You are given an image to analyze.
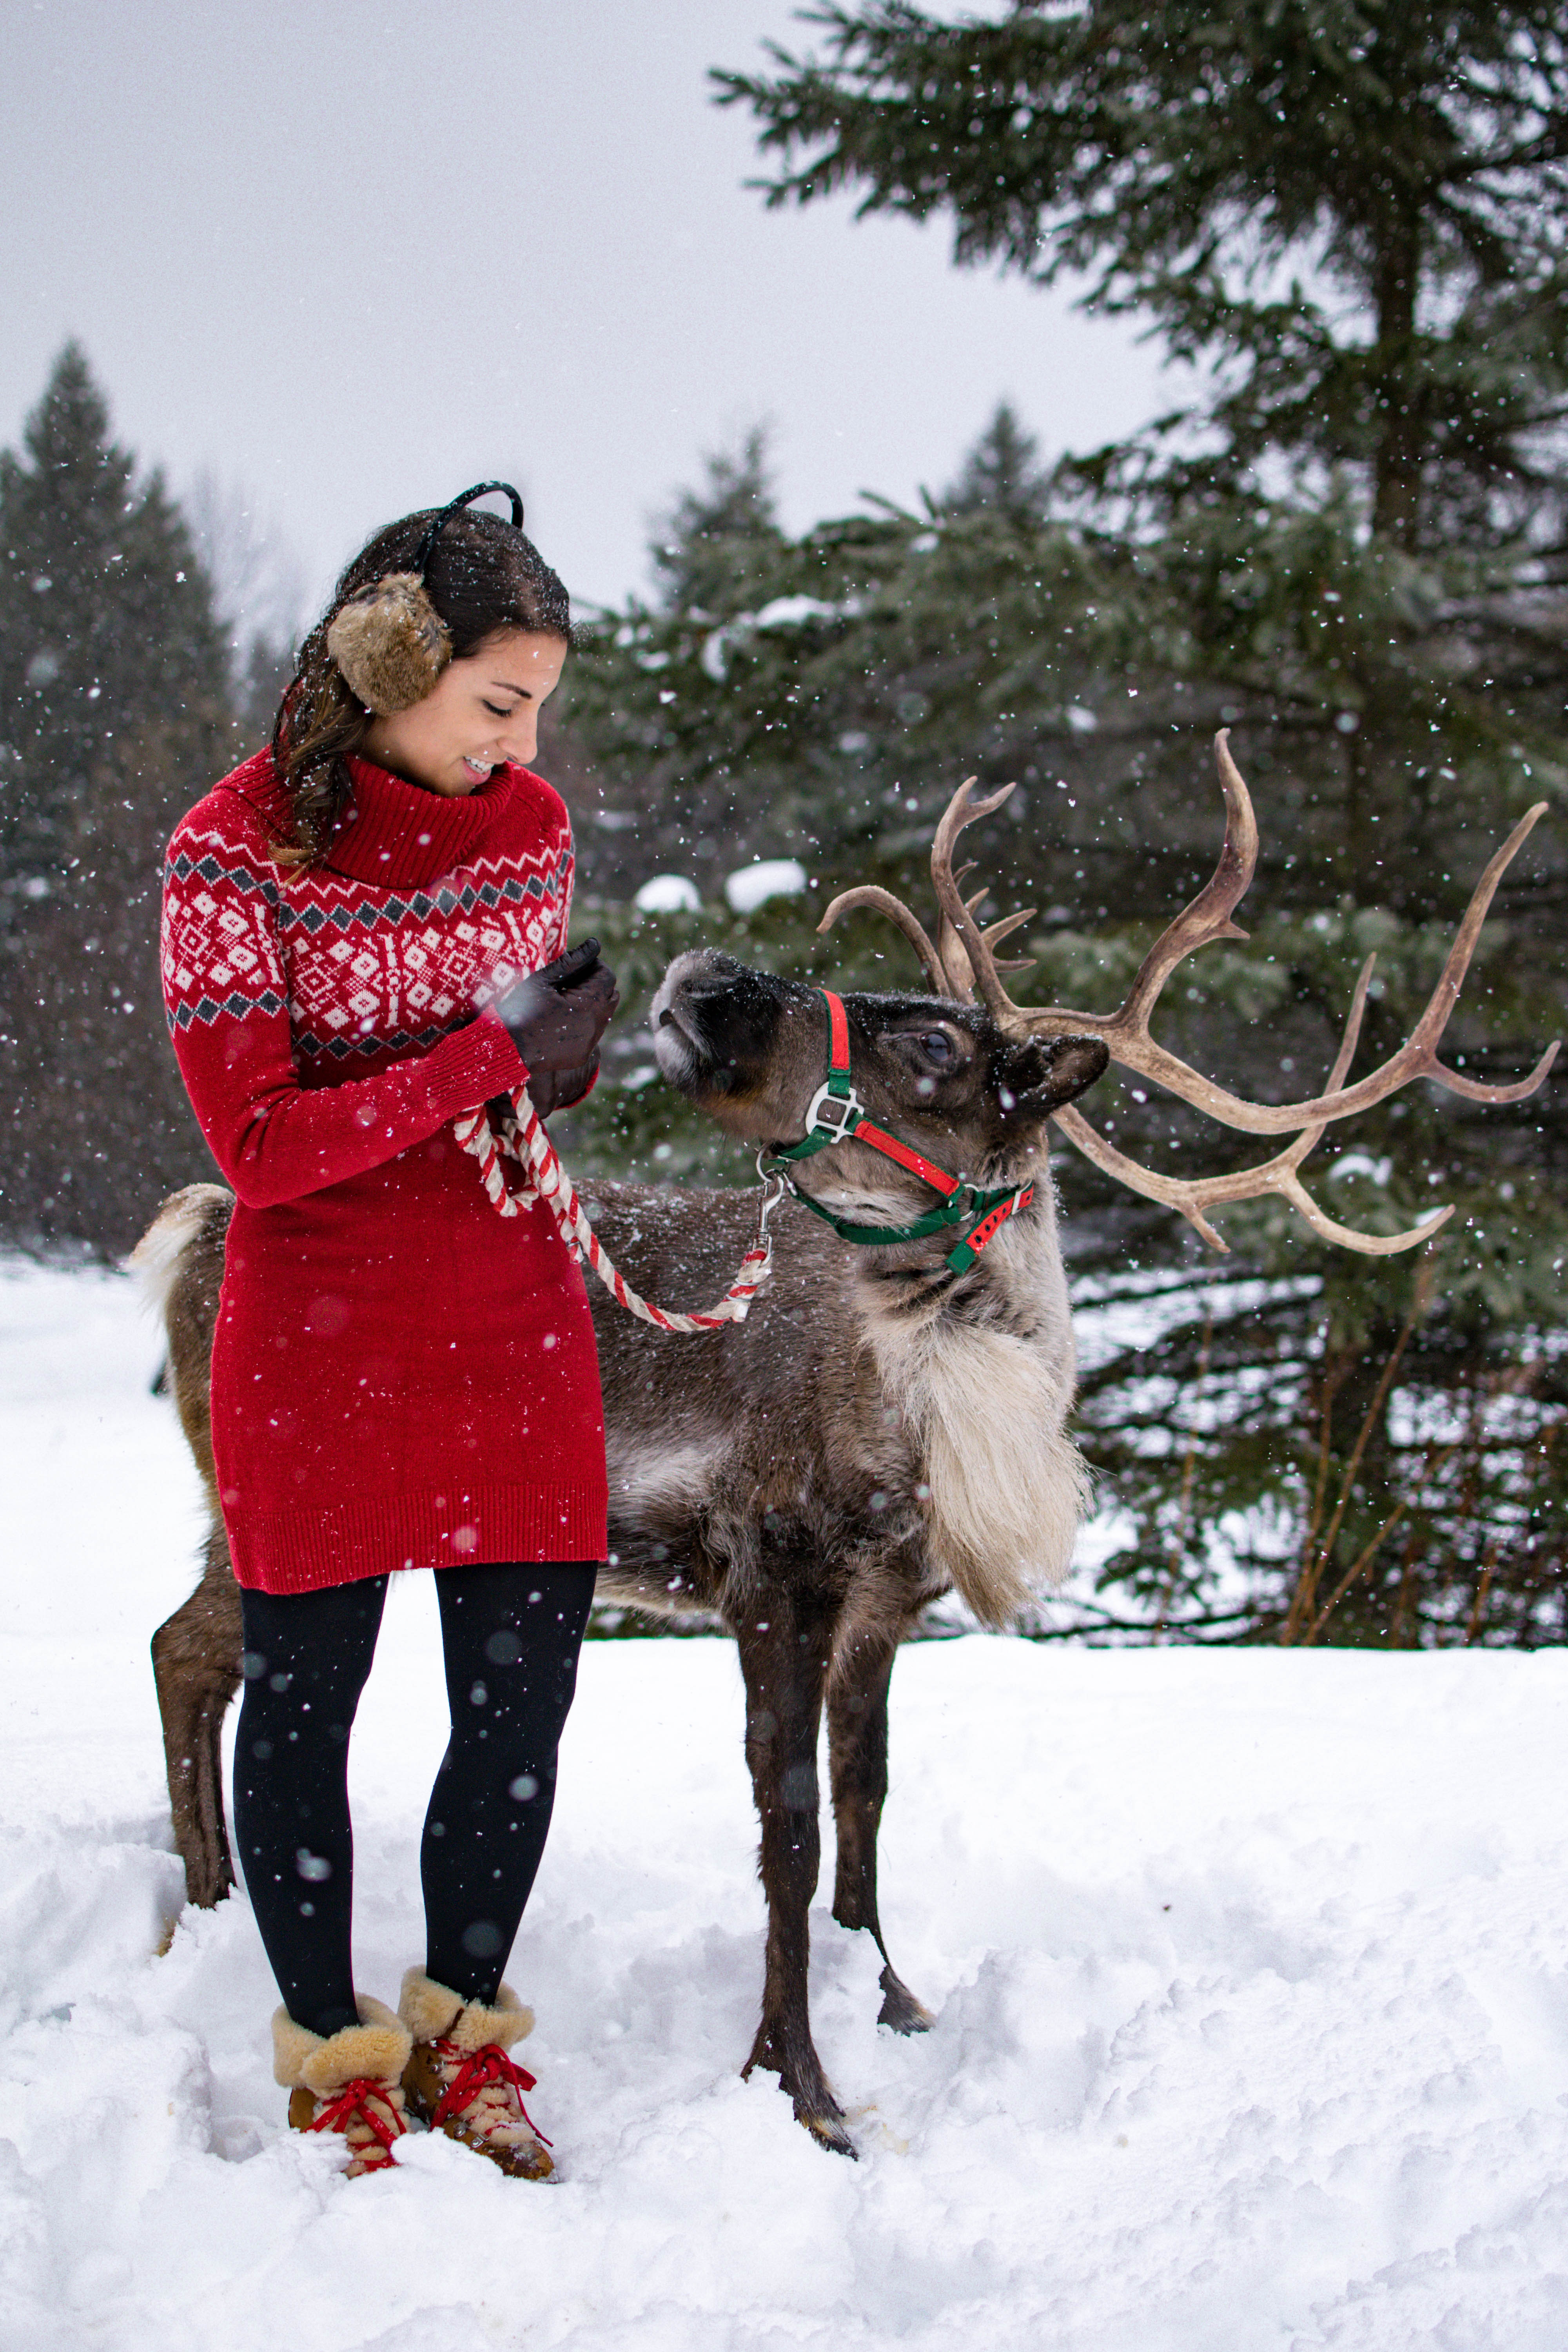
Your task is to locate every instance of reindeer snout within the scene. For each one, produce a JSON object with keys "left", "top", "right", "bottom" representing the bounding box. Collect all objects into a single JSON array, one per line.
[
  {"left": 650, "top": 951, "right": 793, "bottom": 1114},
  {"left": 657, "top": 962, "right": 742, "bottom": 1033}
]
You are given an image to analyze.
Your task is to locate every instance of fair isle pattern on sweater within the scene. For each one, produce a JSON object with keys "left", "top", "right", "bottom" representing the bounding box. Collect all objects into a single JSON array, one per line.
[
  {"left": 157, "top": 748, "right": 572, "bottom": 1215},
  {"left": 160, "top": 849, "right": 283, "bottom": 1030},
  {"left": 163, "top": 809, "right": 572, "bottom": 1063}
]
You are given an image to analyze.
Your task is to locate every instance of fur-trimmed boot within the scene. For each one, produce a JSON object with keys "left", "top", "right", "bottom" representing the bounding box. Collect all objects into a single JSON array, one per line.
[
  {"left": 272, "top": 1998, "right": 412, "bottom": 2178},
  {"left": 399, "top": 1968, "right": 553, "bottom": 2180}
]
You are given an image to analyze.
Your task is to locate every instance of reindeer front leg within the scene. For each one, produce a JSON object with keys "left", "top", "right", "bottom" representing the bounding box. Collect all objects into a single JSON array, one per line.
[
  {"left": 734, "top": 1592, "right": 855, "bottom": 2156},
  {"left": 828, "top": 1636, "right": 935, "bottom": 2035},
  {"left": 151, "top": 1529, "right": 243, "bottom": 1909}
]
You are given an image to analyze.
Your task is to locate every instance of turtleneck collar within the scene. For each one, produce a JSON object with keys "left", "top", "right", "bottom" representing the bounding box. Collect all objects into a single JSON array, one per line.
[{"left": 322, "top": 756, "right": 520, "bottom": 889}]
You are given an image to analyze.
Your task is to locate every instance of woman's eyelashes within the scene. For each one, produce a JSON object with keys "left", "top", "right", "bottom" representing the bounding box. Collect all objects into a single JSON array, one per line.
[{"left": 482, "top": 699, "right": 523, "bottom": 719}]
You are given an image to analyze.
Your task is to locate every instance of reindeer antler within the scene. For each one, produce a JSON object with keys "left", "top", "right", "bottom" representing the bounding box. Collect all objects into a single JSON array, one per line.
[
  {"left": 1049, "top": 956, "right": 1450, "bottom": 1255},
  {"left": 819, "top": 732, "right": 1558, "bottom": 1255},
  {"left": 824, "top": 842, "right": 1038, "bottom": 1000}
]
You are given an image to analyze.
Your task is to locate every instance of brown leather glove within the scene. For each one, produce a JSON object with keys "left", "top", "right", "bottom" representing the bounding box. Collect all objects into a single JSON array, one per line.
[
  {"left": 514, "top": 1055, "right": 599, "bottom": 1121},
  {"left": 493, "top": 941, "right": 619, "bottom": 1074}
]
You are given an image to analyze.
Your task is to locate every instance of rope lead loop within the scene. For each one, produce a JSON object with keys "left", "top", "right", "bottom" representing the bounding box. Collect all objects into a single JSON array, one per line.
[{"left": 454, "top": 1087, "right": 779, "bottom": 1334}]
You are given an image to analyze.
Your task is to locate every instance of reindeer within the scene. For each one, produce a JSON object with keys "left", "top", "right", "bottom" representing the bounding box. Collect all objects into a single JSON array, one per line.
[{"left": 137, "top": 736, "right": 1554, "bottom": 2154}]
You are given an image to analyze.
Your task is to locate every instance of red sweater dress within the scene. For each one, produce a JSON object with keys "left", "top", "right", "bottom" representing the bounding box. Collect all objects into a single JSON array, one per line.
[{"left": 160, "top": 748, "right": 608, "bottom": 1594}]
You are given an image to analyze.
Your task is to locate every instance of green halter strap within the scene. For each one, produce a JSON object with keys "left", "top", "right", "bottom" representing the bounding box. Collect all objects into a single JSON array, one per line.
[{"left": 764, "top": 990, "right": 1036, "bottom": 1277}]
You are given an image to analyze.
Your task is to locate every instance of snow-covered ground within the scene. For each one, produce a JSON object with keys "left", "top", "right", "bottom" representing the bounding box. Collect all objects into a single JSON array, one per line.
[{"left": 3, "top": 1251, "right": 1568, "bottom": 2352}]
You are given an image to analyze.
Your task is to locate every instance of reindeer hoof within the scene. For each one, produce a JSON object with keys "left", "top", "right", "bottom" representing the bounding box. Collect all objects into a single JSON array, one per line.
[
  {"left": 877, "top": 1965, "right": 935, "bottom": 2036},
  {"left": 799, "top": 2103, "right": 858, "bottom": 2158},
  {"left": 745, "top": 2032, "right": 857, "bottom": 2154}
]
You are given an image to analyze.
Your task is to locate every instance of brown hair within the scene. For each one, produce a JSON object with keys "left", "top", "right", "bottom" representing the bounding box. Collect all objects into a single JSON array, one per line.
[{"left": 271, "top": 506, "right": 571, "bottom": 862}]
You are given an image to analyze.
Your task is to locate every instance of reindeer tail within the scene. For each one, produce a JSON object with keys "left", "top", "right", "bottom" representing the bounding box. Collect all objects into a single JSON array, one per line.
[{"left": 129, "top": 1182, "right": 235, "bottom": 1321}]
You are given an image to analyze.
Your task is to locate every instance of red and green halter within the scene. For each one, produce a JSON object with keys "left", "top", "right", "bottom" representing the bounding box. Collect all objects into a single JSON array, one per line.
[{"left": 764, "top": 989, "right": 1036, "bottom": 1277}]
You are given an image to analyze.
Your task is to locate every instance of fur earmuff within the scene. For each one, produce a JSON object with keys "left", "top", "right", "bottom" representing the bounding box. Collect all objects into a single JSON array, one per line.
[{"left": 326, "top": 574, "right": 453, "bottom": 715}]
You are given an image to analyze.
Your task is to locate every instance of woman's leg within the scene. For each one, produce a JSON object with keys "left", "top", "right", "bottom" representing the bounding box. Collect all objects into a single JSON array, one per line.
[
  {"left": 423, "top": 1560, "right": 597, "bottom": 2002},
  {"left": 233, "top": 1576, "right": 388, "bottom": 2037}
]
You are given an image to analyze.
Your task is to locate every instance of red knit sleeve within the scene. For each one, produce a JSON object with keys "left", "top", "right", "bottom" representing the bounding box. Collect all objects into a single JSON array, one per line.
[
  {"left": 554, "top": 819, "right": 576, "bottom": 958},
  {"left": 161, "top": 799, "right": 527, "bottom": 1209}
]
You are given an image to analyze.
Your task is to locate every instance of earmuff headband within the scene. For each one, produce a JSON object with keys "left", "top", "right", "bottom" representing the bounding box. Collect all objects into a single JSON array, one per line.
[
  {"left": 414, "top": 481, "right": 526, "bottom": 579},
  {"left": 326, "top": 481, "right": 528, "bottom": 719}
]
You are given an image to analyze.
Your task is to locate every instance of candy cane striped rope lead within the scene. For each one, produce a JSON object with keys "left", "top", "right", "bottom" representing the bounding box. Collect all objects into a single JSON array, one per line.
[{"left": 452, "top": 1086, "right": 782, "bottom": 1332}]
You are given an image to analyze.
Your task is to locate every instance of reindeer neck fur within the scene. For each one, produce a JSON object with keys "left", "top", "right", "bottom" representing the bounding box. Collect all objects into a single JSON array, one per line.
[{"left": 844, "top": 1142, "right": 1089, "bottom": 1625}]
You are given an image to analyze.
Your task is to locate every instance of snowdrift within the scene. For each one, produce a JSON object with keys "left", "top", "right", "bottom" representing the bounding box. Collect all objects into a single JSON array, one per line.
[{"left": 2, "top": 1254, "right": 1566, "bottom": 2351}]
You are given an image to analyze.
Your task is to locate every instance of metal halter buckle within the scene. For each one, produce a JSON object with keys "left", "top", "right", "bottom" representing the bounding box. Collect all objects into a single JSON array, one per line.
[{"left": 802, "top": 1080, "right": 862, "bottom": 1139}]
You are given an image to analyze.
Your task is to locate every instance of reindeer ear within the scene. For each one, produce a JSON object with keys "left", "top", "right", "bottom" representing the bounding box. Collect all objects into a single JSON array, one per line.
[{"left": 1003, "top": 1033, "right": 1109, "bottom": 1112}]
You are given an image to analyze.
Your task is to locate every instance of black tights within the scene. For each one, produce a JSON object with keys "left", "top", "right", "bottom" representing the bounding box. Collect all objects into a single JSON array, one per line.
[{"left": 234, "top": 1562, "right": 596, "bottom": 2038}]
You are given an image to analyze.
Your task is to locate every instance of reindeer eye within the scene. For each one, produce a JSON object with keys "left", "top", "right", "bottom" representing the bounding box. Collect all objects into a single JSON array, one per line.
[{"left": 918, "top": 1030, "right": 956, "bottom": 1065}]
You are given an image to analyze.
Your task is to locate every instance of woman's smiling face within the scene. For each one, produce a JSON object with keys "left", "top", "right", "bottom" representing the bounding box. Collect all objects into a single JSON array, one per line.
[{"left": 361, "top": 627, "right": 568, "bottom": 797}]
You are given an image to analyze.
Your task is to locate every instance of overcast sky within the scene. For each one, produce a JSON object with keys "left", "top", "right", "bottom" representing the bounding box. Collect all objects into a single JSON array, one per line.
[{"left": 2, "top": 0, "right": 1167, "bottom": 629}]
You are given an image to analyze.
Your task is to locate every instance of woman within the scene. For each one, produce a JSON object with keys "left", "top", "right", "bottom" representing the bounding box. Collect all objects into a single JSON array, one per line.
[{"left": 160, "top": 485, "right": 619, "bottom": 2179}]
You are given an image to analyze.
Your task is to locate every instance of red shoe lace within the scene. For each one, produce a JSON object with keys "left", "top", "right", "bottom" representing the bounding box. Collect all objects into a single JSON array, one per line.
[
  {"left": 430, "top": 2037, "right": 553, "bottom": 2148},
  {"left": 305, "top": 2077, "right": 405, "bottom": 2167}
]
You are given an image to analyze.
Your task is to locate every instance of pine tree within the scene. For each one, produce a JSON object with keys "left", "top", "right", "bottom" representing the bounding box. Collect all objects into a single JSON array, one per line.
[
  {"left": 944, "top": 402, "right": 1049, "bottom": 521},
  {"left": 652, "top": 428, "right": 782, "bottom": 613},
  {"left": 717, "top": 1, "right": 1568, "bottom": 526},
  {"left": 0, "top": 342, "right": 230, "bottom": 886},
  {"left": 717, "top": 2, "right": 1568, "bottom": 898},
  {"left": 0, "top": 346, "right": 234, "bottom": 1250},
  {"left": 183, "top": 468, "right": 305, "bottom": 754}
]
